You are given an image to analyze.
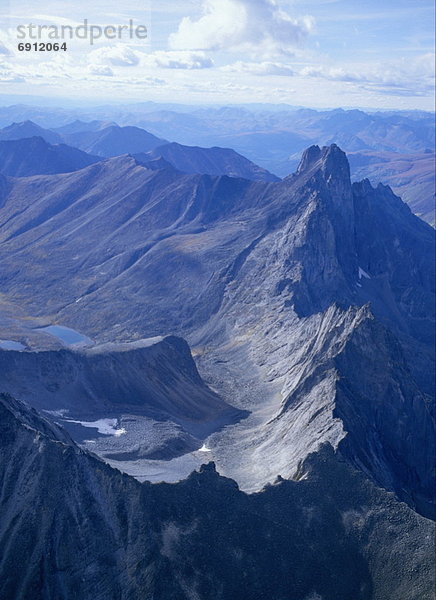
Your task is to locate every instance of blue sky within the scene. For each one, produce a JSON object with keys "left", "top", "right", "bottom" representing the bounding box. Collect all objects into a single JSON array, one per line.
[{"left": 0, "top": 0, "right": 434, "bottom": 109}]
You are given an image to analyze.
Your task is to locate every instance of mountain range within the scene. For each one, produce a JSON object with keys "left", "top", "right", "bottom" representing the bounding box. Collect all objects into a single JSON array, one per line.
[
  {"left": 0, "top": 129, "right": 434, "bottom": 598},
  {"left": 0, "top": 122, "right": 278, "bottom": 182},
  {"left": 0, "top": 104, "right": 433, "bottom": 223},
  {"left": 0, "top": 119, "right": 63, "bottom": 144}
]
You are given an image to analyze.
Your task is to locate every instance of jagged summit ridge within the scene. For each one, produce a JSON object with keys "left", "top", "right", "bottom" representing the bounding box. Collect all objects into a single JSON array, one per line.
[{"left": 296, "top": 143, "right": 349, "bottom": 175}]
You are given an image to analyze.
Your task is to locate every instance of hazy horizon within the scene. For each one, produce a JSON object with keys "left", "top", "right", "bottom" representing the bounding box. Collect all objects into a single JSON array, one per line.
[{"left": 0, "top": 94, "right": 435, "bottom": 114}]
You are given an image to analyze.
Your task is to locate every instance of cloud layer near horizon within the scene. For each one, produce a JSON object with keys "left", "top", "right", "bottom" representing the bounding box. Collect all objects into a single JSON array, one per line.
[{"left": 0, "top": 0, "right": 434, "bottom": 109}]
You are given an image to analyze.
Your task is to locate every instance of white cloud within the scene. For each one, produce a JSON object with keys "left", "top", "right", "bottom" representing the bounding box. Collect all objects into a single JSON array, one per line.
[
  {"left": 87, "top": 64, "right": 114, "bottom": 76},
  {"left": 88, "top": 44, "right": 141, "bottom": 67},
  {"left": 23, "top": 14, "right": 82, "bottom": 26},
  {"left": 222, "top": 60, "right": 295, "bottom": 76},
  {"left": 300, "top": 54, "right": 435, "bottom": 96},
  {"left": 0, "top": 42, "right": 10, "bottom": 56},
  {"left": 87, "top": 47, "right": 213, "bottom": 71},
  {"left": 168, "top": 0, "right": 313, "bottom": 59},
  {"left": 143, "top": 50, "right": 213, "bottom": 70},
  {"left": 0, "top": 63, "right": 25, "bottom": 82}
]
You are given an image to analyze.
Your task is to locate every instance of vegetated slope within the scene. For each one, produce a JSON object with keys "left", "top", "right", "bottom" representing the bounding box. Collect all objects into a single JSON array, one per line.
[{"left": 0, "top": 392, "right": 434, "bottom": 600}]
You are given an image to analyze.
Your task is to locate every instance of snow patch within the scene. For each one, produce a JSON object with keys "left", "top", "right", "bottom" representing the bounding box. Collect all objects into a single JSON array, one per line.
[
  {"left": 44, "top": 408, "right": 69, "bottom": 417},
  {"left": 65, "top": 418, "right": 126, "bottom": 436},
  {"left": 358, "top": 267, "right": 371, "bottom": 280},
  {"left": 198, "top": 444, "right": 212, "bottom": 452}
]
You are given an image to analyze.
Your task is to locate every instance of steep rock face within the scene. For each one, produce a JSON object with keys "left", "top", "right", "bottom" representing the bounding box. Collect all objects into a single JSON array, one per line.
[
  {"left": 333, "top": 313, "right": 435, "bottom": 518},
  {"left": 0, "top": 145, "right": 431, "bottom": 343},
  {"left": 0, "top": 336, "right": 234, "bottom": 420},
  {"left": 352, "top": 178, "right": 434, "bottom": 344},
  {"left": 0, "top": 393, "right": 149, "bottom": 600},
  {"left": 0, "top": 393, "right": 434, "bottom": 600},
  {"left": 280, "top": 144, "right": 357, "bottom": 315},
  {"left": 351, "top": 177, "right": 435, "bottom": 398}
]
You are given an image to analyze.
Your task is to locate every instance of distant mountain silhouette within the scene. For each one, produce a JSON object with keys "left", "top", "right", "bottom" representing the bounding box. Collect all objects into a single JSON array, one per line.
[
  {"left": 138, "top": 141, "right": 279, "bottom": 181},
  {"left": 0, "top": 136, "right": 101, "bottom": 176},
  {"left": 0, "top": 120, "right": 62, "bottom": 144},
  {"left": 62, "top": 124, "right": 167, "bottom": 156},
  {"left": 53, "top": 119, "right": 117, "bottom": 134}
]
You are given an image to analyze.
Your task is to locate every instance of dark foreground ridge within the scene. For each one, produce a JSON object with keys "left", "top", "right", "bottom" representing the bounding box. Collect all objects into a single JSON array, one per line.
[{"left": 0, "top": 392, "right": 434, "bottom": 600}]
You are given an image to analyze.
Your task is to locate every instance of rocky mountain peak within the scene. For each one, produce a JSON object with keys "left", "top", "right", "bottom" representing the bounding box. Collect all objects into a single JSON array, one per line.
[
  {"left": 296, "top": 143, "right": 349, "bottom": 178},
  {"left": 319, "top": 143, "right": 350, "bottom": 181},
  {"left": 295, "top": 143, "right": 353, "bottom": 228},
  {"left": 296, "top": 144, "right": 321, "bottom": 173},
  {"left": 292, "top": 144, "right": 357, "bottom": 304}
]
